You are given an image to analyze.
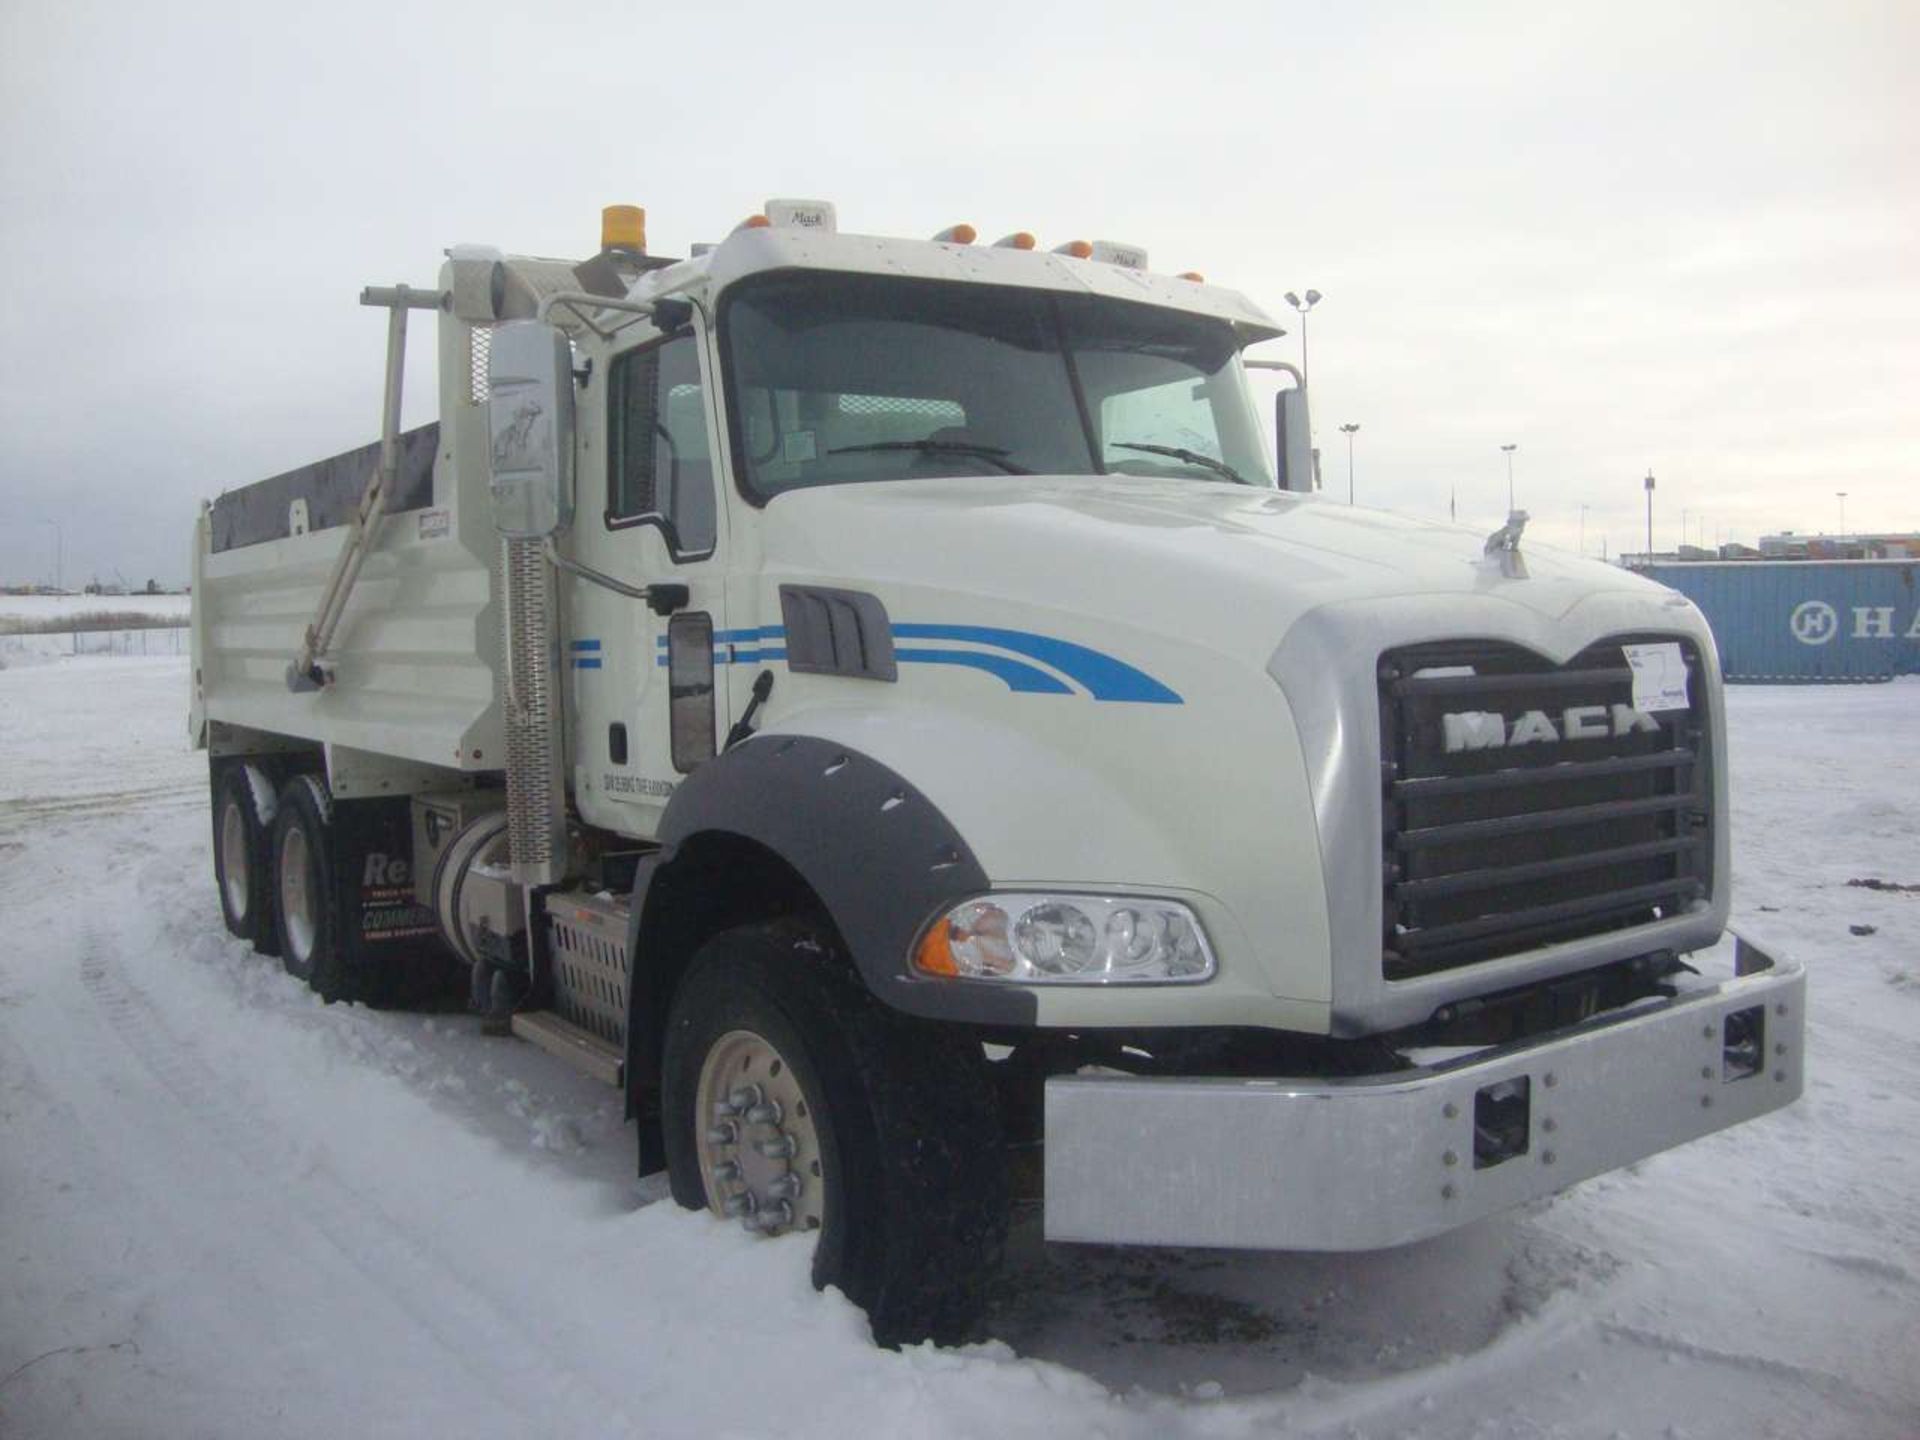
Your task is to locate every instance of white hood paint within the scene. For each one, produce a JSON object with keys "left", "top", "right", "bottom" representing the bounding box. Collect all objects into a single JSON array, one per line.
[{"left": 758, "top": 475, "right": 1674, "bottom": 669}]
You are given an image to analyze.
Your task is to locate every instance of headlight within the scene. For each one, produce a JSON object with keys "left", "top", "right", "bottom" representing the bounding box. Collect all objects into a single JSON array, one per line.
[{"left": 913, "top": 893, "right": 1216, "bottom": 984}]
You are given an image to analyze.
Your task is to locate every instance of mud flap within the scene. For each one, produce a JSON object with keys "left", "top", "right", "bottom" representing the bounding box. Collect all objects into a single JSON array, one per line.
[{"left": 318, "top": 795, "right": 449, "bottom": 1005}]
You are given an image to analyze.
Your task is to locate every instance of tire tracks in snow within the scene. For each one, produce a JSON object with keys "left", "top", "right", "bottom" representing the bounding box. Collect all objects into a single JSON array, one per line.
[
  {"left": 0, "top": 782, "right": 202, "bottom": 833},
  {"left": 1599, "top": 1321, "right": 1914, "bottom": 1428},
  {"left": 75, "top": 929, "right": 639, "bottom": 1437}
]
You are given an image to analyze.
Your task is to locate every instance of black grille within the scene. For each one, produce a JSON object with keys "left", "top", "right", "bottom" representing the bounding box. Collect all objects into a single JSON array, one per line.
[{"left": 1379, "top": 638, "right": 1711, "bottom": 980}]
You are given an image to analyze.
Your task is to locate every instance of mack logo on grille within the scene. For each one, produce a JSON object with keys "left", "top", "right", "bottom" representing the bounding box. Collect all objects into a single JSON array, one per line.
[{"left": 1441, "top": 704, "right": 1663, "bottom": 753}]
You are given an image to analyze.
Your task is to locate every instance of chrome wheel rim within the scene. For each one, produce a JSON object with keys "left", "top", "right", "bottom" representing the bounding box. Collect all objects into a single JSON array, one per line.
[
  {"left": 694, "top": 1029, "right": 825, "bottom": 1236},
  {"left": 220, "top": 799, "right": 250, "bottom": 920},
  {"left": 279, "top": 824, "right": 316, "bottom": 962}
]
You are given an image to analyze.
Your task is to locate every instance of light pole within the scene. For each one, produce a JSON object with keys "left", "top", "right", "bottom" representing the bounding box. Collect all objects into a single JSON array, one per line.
[
  {"left": 1643, "top": 470, "right": 1656, "bottom": 561},
  {"left": 1282, "top": 289, "right": 1323, "bottom": 389},
  {"left": 1836, "top": 491, "right": 1848, "bottom": 536},
  {"left": 1579, "top": 503, "right": 1589, "bottom": 557},
  {"left": 1500, "top": 443, "right": 1518, "bottom": 511},
  {"left": 1681, "top": 506, "right": 1690, "bottom": 553},
  {"left": 1338, "top": 423, "right": 1360, "bottom": 505}
]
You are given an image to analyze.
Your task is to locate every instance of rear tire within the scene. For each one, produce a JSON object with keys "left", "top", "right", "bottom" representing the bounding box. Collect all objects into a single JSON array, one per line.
[
  {"left": 213, "top": 764, "right": 278, "bottom": 956},
  {"left": 661, "top": 920, "right": 1007, "bottom": 1347},
  {"left": 271, "top": 775, "right": 337, "bottom": 991}
]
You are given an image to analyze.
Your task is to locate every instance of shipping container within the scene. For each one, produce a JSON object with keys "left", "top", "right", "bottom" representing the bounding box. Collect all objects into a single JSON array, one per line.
[{"left": 1642, "top": 560, "right": 1920, "bottom": 682}]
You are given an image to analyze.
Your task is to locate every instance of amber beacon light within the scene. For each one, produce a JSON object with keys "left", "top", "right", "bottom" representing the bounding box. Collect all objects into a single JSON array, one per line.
[{"left": 601, "top": 205, "right": 647, "bottom": 255}]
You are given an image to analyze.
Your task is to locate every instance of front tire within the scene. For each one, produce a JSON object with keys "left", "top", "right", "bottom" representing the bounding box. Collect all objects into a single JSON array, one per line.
[{"left": 661, "top": 921, "right": 1007, "bottom": 1347}]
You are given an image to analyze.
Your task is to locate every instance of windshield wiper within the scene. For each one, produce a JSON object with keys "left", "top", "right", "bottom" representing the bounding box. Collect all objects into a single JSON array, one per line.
[
  {"left": 828, "top": 439, "right": 1031, "bottom": 474},
  {"left": 1110, "top": 441, "right": 1246, "bottom": 486}
]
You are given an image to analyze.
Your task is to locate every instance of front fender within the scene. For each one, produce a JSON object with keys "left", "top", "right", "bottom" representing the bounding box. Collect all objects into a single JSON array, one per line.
[{"left": 636, "top": 732, "right": 1038, "bottom": 1027}]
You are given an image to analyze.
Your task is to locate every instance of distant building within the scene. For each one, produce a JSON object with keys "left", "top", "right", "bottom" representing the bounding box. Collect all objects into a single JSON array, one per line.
[{"left": 1757, "top": 531, "right": 1920, "bottom": 561}]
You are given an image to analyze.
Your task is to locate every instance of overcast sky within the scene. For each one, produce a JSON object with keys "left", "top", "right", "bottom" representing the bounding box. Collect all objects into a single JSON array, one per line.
[{"left": 2, "top": 0, "right": 1914, "bottom": 587}]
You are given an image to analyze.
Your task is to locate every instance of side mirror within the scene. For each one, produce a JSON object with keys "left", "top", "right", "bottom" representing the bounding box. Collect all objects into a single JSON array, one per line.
[
  {"left": 487, "top": 320, "right": 575, "bottom": 537},
  {"left": 1274, "top": 387, "right": 1315, "bottom": 492}
]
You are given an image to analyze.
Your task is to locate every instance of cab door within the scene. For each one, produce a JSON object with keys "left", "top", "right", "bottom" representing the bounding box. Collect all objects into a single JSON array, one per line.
[{"left": 568, "top": 319, "right": 728, "bottom": 840}]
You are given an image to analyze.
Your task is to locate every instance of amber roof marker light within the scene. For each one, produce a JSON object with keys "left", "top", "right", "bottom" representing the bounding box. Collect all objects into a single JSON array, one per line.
[{"left": 601, "top": 204, "right": 646, "bottom": 255}]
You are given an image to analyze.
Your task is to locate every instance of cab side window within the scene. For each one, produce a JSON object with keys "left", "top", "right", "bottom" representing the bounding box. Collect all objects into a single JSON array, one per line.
[{"left": 608, "top": 334, "right": 716, "bottom": 556}]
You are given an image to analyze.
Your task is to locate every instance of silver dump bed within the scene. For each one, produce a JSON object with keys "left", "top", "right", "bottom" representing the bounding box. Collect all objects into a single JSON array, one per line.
[{"left": 189, "top": 309, "right": 503, "bottom": 772}]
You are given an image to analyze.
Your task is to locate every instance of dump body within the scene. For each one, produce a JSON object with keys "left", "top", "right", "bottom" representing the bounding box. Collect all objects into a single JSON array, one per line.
[{"left": 190, "top": 315, "right": 503, "bottom": 778}]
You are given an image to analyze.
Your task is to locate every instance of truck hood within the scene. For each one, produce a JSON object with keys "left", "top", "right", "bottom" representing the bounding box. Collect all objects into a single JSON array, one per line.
[{"left": 757, "top": 476, "right": 1686, "bottom": 670}]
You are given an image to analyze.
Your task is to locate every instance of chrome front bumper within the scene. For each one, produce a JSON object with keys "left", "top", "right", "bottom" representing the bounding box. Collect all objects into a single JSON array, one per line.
[{"left": 1043, "top": 932, "right": 1804, "bottom": 1251}]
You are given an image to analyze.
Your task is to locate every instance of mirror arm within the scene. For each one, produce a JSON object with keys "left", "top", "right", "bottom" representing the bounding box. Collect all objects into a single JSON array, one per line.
[
  {"left": 537, "top": 290, "right": 659, "bottom": 340},
  {"left": 1244, "top": 358, "right": 1304, "bottom": 386},
  {"left": 543, "top": 540, "right": 688, "bottom": 614}
]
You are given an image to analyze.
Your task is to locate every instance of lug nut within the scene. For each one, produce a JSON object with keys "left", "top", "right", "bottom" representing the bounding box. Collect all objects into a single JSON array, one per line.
[
  {"left": 755, "top": 1134, "right": 797, "bottom": 1159},
  {"left": 722, "top": 1191, "right": 758, "bottom": 1218},
  {"left": 729, "top": 1085, "right": 763, "bottom": 1111},
  {"left": 743, "top": 1201, "right": 795, "bottom": 1234},
  {"left": 756, "top": 1200, "right": 795, "bottom": 1231},
  {"left": 768, "top": 1173, "right": 803, "bottom": 1199},
  {"left": 707, "top": 1122, "right": 739, "bottom": 1146},
  {"left": 746, "top": 1100, "right": 784, "bottom": 1126},
  {"left": 712, "top": 1161, "right": 741, "bottom": 1183}
]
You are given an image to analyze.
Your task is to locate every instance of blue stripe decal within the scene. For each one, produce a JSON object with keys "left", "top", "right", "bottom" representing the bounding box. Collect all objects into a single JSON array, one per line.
[
  {"left": 894, "top": 648, "right": 1073, "bottom": 695},
  {"left": 655, "top": 627, "right": 783, "bottom": 648},
  {"left": 655, "top": 647, "right": 790, "bottom": 667},
  {"left": 893, "top": 624, "right": 1181, "bottom": 704},
  {"left": 572, "top": 658, "right": 603, "bottom": 670},
  {"left": 644, "top": 621, "right": 1179, "bottom": 703},
  {"left": 570, "top": 638, "right": 602, "bottom": 652}
]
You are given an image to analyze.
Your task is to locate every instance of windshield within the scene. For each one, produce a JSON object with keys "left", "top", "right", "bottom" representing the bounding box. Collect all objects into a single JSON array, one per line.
[{"left": 719, "top": 272, "right": 1275, "bottom": 500}]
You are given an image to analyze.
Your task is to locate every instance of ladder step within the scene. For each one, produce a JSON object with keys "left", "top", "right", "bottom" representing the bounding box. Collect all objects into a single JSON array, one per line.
[{"left": 510, "top": 1010, "right": 623, "bottom": 1087}]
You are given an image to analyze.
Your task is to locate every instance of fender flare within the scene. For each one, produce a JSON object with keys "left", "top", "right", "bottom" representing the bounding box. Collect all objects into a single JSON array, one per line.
[{"left": 626, "top": 732, "right": 1037, "bottom": 1046}]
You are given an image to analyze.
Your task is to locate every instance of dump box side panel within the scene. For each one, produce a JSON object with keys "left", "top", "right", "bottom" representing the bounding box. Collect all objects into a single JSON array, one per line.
[
  {"left": 192, "top": 309, "right": 505, "bottom": 771},
  {"left": 210, "top": 425, "right": 440, "bottom": 553}
]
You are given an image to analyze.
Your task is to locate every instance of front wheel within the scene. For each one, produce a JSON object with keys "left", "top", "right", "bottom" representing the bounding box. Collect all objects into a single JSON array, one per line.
[{"left": 661, "top": 921, "right": 1007, "bottom": 1347}]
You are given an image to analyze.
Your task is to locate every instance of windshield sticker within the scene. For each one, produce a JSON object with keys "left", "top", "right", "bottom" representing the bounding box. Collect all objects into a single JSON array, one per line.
[
  {"left": 782, "top": 430, "right": 817, "bottom": 463},
  {"left": 1622, "top": 642, "right": 1690, "bottom": 712}
]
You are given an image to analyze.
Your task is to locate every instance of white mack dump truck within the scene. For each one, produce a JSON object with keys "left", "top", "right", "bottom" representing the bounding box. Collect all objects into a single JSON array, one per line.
[{"left": 191, "top": 200, "right": 1805, "bottom": 1345}]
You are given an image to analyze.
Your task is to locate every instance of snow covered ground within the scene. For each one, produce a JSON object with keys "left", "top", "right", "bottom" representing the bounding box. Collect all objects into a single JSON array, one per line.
[{"left": 1, "top": 653, "right": 1914, "bottom": 1439}]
